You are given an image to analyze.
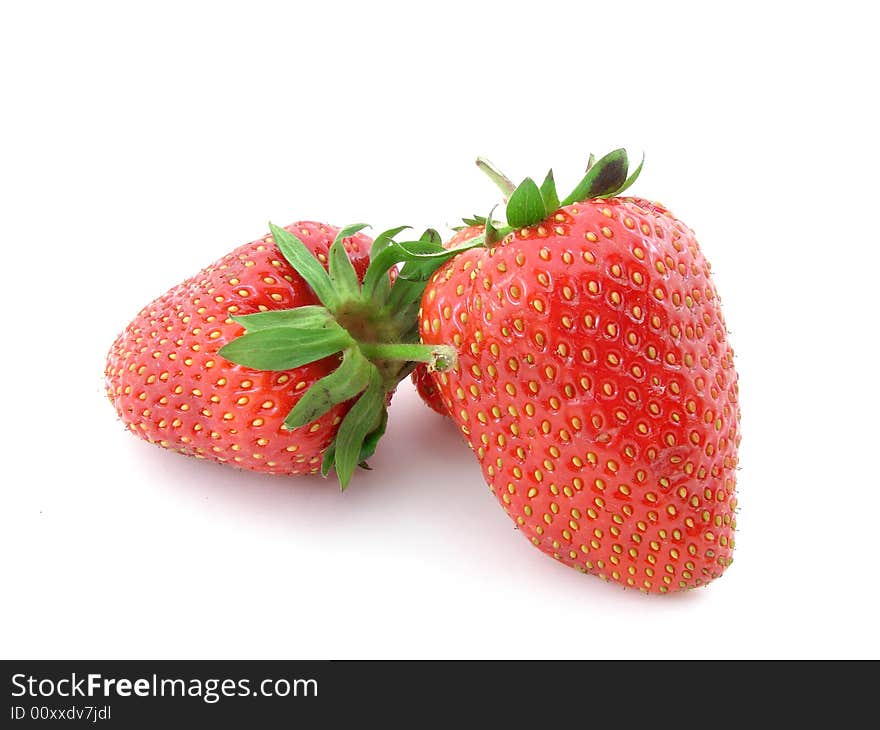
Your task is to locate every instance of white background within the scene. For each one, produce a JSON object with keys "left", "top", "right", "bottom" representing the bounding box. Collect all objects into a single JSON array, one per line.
[{"left": 2, "top": 1, "right": 878, "bottom": 659}]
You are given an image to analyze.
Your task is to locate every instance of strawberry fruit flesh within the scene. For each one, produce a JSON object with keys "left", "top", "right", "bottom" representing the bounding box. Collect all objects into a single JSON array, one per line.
[{"left": 420, "top": 196, "right": 740, "bottom": 593}]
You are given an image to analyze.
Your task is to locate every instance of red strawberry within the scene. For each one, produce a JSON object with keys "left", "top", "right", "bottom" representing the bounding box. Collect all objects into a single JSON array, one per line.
[
  {"left": 106, "top": 221, "right": 457, "bottom": 487},
  {"left": 106, "top": 222, "right": 371, "bottom": 475},
  {"left": 419, "top": 151, "right": 740, "bottom": 592},
  {"left": 412, "top": 224, "right": 485, "bottom": 415}
]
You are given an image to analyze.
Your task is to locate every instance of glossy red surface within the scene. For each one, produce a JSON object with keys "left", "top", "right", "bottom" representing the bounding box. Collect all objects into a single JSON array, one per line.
[
  {"left": 105, "top": 222, "right": 374, "bottom": 475},
  {"left": 420, "top": 199, "right": 740, "bottom": 592}
]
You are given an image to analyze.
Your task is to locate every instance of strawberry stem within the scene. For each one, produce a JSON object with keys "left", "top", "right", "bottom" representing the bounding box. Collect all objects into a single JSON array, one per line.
[
  {"left": 358, "top": 343, "right": 457, "bottom": 371},
  {"left": 475, "top": 157, "right": 516, "bottom": 200}
]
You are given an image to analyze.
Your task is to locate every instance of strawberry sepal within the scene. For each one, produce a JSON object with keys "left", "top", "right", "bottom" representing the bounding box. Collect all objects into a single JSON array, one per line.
[
  {"left": 218, "top": 222, "right": 467, "bottom": 490},
  {"left": 474, "top": 149, "right": 646, "bottom": 229}
]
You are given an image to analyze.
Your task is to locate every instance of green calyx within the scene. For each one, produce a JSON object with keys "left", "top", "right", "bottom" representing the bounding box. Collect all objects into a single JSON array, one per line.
[
  {"left": 218, "top": 222, "right": 468, "bottom": 490},
  {"left": 474, "top": 148, "right": 644, "bottom": 233}
]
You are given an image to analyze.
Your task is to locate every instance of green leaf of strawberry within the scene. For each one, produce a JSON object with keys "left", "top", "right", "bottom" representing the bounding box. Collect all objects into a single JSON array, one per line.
[
  {"left": 230, "top": 305, "right": 335, "bottom": 332},
  {"left": 283, "top": 347, "right": 375, "bottom": 430},
  {"left": 484, "top": 212, "right": 500, "bottom": 246},
  {"left": 370, "top": 225, "right": 411, "bottom": 258},
  {"left": 356, "top": 407, "right": 388, "bottom": 465},
  {"left": 506, "top": 177, "right": 547, "bottom": 228},
  {"left": 330, "top": 367, "right": 385, "bottom": 489},
  {"left": 269, "top": 223, "right": 339, "bottom": 309},
  {"left": 613, "top": 153, "right": 645, "bottom": 197},
  {"left": 561, "top": 148, "right": 629, "bottom": 205},
  {"left": 475, "top": 149, "right": 645, "bottom": 220},
  {"left": 419, "top": 228, "right": 442, "bottom": 245},
  {"left": 539, "top": 169, "right": 559, "bottom": 213},
  {"left": 328, "top": 224, "right": 369, "bottom": 302},
  {"left": 217, "top": 326, "right": 353, "bottom": 371}
]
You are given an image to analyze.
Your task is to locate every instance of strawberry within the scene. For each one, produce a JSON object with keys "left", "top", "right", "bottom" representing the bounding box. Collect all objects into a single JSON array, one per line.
[
  {"left": 106, "top": 221, "right": 458, "bottom": 487},
  {"left": 419, "top": 151, "right": 740, "bottom": 592}
]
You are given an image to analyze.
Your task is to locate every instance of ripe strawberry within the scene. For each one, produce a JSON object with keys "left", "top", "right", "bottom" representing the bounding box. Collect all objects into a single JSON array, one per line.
[
  {"left": 106, "top": 221, "right": 457, "bottom": 487},
  {"left": 419, "top": 151, "right": 740, "bottom": 592}
]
